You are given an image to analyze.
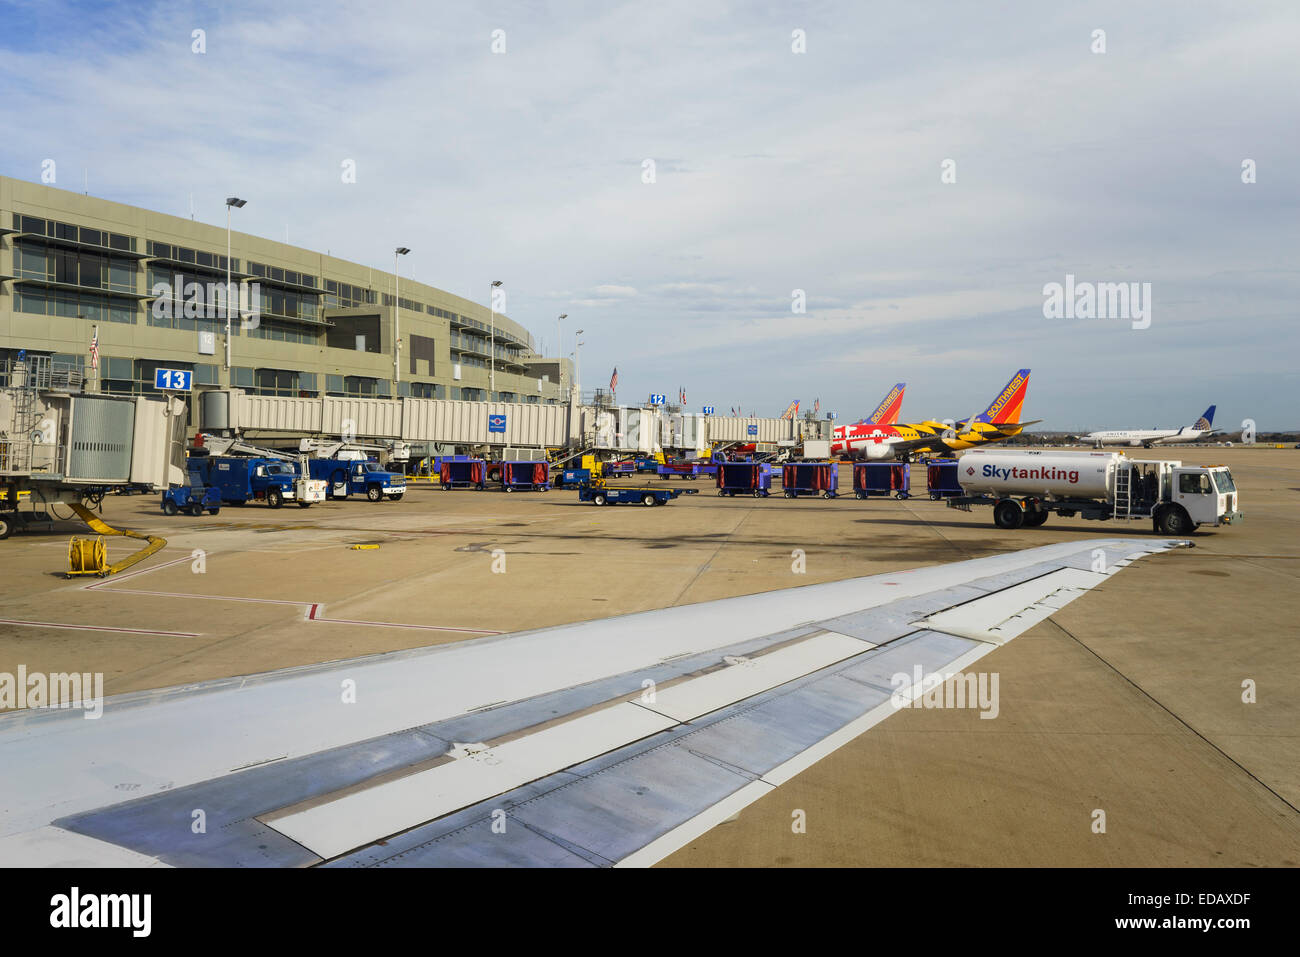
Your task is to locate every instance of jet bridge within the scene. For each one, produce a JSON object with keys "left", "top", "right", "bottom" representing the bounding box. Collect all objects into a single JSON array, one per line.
[
  {"left": 197, "top": 388, "right": 832, "bottom": 458},
  {"left": 0, "top": 356, "right": 186, "bottom": 538}
]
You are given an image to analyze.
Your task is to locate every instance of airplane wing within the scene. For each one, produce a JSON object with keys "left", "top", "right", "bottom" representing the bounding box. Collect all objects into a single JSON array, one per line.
[{"left": 0, "top": 538, "right": 1185, "bottom": 868}]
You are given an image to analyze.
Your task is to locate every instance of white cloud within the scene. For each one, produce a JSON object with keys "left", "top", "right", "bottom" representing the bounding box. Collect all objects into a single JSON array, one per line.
[{"left": 0, "top": 0, "right": 1296, "bottom": 425}]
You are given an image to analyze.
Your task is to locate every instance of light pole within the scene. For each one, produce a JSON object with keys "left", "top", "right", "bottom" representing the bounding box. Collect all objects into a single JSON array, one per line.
[
  {"left": 394, "top": 247, "right": 410, "bottom": 387},
  {"left": 556, "top": 313, "right": 567, "bottom": 395},
  {"left": 488, "top": 279, "right": 502, "bottom": 398},
  {"left": 575, "top": 329, "right": 584, "bottom": 401},
  {"left": 224, "top": 197, "right": 246, "bottom": 376}
]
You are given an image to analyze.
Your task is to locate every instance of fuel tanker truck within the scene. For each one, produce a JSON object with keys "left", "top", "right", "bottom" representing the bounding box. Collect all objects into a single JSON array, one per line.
[{"left": 947, "top": 449, "right": 1242, "bottom": 534}]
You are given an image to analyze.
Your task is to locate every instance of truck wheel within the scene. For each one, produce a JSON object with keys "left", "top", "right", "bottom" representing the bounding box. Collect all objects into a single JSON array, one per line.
[
  {"left": 1155, "top": 505, "right": 1192, "bottom": 535},
  {"left": 1024, "top": 509, "right": 1049, "bottom": 528},
  {"left": 505, "top": 485, "right": 516, "bottom": 492},
  {"left": 367, "top": 485, "right": 383, "bottom": 502},
  {"left": 993, "top": 499, "right": 1024, "bottom": 529},
  {"left": 208, "top": 508, "right": 221, "bottom": 515},
  {"left": 0, "top": 513, "right": 14, "bottom": 539},
  {"left": 267, "top": 488, "right": 284, "bottom": 509},
  {"left": 642, "top": 493, "right": 656, "bottom": 506},
  {"left": 593, "top": 492, "right": 607, "bottom": 506},
  {"left": 188, "top": 503, "right": 205, "bottom": 516},
  {"left": 297, "top": 501, "right": 312, "bottom": 509},
  {"left": 784, "top": 490, "right": 795, "bottom": 498},
  {"left": 162, "top": 500, "right": 178, "bottom": 516}
]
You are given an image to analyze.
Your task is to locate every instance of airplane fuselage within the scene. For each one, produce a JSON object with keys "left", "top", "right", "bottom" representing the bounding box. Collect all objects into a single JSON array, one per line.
[
  {"left": 1085, "top": 428, "right": 1206, "bottom": 448},
  {"left": 831, "top": 421, "right": 1029, "bottom": 459}
]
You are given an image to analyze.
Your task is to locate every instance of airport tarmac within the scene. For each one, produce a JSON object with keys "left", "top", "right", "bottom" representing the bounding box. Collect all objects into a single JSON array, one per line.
[{"left": 2, "top": 446, "right": 1297, "bottom": 866}]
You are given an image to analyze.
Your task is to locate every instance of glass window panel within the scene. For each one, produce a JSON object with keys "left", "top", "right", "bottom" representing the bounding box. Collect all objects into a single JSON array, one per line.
[
  {"left": 15, "top": 289, "right": 46, "bottom": 314},
  {"left": 111, "top": 299, "right": 135, "bottom": 324},
  {"left": 79, "top": 255, "right": 106, "bottom": 289},
  {"left": 55, "top": 293, "right": 79, "bottom": 317},
  {"left": 109, "top": 260, "right": 134, "bottom": 291}
]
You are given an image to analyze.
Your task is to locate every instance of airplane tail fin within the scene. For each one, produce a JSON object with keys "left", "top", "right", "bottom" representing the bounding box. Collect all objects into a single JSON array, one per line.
[
  {"left": 862, "top": 383, "right": 906, "bottom": 425},
  {"left": 974, "top": 369, "right": 1031, "bottom": 425},
  {"left": 1192, "top": 405, "right": 1216, "bottom": 431}
]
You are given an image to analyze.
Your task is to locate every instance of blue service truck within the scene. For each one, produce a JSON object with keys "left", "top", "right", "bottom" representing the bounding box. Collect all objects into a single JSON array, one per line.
[
  {"left": 307, "top": 457, "right": 406, "bottom": 501},
  {"left": 189, "top": 455, "right": 321, "bottom": 508}
]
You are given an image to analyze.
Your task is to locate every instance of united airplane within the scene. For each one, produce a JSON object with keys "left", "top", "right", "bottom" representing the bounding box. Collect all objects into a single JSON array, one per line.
[
  {"left": 1083, "top": 405, "right": 1217, "bottom": 448},
  {"left": 831, "top": 369, "right": 1037, "bottom": 460}
]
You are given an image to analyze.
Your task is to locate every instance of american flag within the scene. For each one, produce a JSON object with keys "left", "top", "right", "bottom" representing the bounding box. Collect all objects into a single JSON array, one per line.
[
  {"left": 679, "top": 387, "right": 686, "bottom": 404},
  {"left": 88, "top": 328, "right": 99, "bottom": 370},
  {"left": 814, "top": 397, "right": 820, "bottom": 413},
  {"left": 609, "top": 366, "right": 618, "bottom": 394}
]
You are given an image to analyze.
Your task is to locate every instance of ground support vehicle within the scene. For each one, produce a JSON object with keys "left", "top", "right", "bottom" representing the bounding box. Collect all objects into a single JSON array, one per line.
[
  {"left": 781, "top": 461, "right": 839, "bottom": 498},
  {"left": 853, "top": 462, "right": 911, "bottom": 500},
  {"left": 947, "top": 449, "right": 1242, "bottom": 534}
]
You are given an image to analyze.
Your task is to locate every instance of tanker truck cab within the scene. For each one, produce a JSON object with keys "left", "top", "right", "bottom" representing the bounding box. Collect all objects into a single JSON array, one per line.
[{"left": 1164, "top": 465, "right": 1241, "bottom": 534}]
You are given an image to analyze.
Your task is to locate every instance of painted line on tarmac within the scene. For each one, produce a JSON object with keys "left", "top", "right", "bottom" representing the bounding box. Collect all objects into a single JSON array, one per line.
[
  {"left": 0, "top": 617, "right": 202, "bottom": 638},
  {"left": 80, "top": 553, "right": 500, "bottom": 636}
]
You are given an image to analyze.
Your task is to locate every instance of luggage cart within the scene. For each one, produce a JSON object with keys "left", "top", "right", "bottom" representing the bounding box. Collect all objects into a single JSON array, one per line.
[
  {"left": 923, "top": 458, "right": 963, "bottom": 500},
  {"left": 578, "top": 482, "right": 699, "bottom": 506},
  {"left": 439, "top": 457, "right": 487, "bottom": 490},
  {"left": 781, "top": 461, "right": 839, "bottom": 498},
  {"left": 853, "top": 462, "right": 911, "bottom": 499},
  {"left": 658, "top": 461, "right": 703, "bottom": 480},
  {"left": 501, "top": 461, "right": 550, "bottom": 492},
  {"left": 716, "top": 461, "right": 772, "bottom": 497}
]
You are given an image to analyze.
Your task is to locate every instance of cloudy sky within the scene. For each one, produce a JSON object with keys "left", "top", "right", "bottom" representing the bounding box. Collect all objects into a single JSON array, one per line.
[{"left": 2, "top": 0, "right": 1296, "bottom": 428}]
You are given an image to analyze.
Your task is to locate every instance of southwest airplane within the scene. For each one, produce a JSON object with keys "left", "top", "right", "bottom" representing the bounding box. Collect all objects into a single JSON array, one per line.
[
  {"left": 831, "top": 369, "right": 1036, "bottom": 460},
  {"left": 1083, "top": 405, "right": 1217, "bottom": 448},
  {"left": 850, "top": 382, "right": 906, "bottom": 426}
]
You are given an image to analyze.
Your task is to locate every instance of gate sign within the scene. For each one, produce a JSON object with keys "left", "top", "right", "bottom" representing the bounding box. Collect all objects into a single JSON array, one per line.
[
  {"left": 154, "top": 368, "right": 192, "bottom": 391},
  {"left": 648, "top": 393, "right": 666, "bottom": 405},
  {"left": 488, "top": 414, "right": 507, "bottom": 433},
  {"left": 747, "top": 424, "right": 758, "bottom": 436},
  {"left": 702, "top": 406, "right": 715, "bottom": 415}
]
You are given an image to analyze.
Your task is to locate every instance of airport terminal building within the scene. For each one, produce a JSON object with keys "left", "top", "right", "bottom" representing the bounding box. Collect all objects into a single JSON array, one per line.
[{"left": 0, "top": 175, "right": 570, "bottom": 408}]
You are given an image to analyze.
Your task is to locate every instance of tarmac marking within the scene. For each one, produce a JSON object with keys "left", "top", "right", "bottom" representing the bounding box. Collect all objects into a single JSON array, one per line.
[
  {"left": 0, "top": 618, "right": 202, "bottom": 638},
  {"left": 80, "top": 554, "right": 500, "bottom": 635}
]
